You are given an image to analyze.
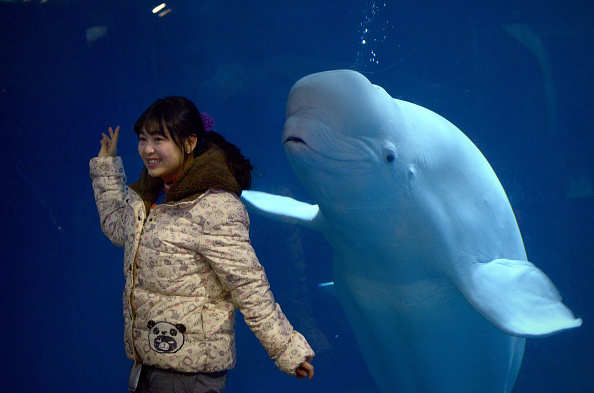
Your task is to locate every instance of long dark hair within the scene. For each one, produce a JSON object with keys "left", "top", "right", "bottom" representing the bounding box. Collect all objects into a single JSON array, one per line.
[{"left": 134, "top": 96, "right": 252, "bottom": 190}]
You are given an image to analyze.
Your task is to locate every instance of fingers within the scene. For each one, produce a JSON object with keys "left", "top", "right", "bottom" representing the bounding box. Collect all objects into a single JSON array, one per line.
[
  {"left": 98, "top": 133, "right": 108, "bottom": 157},
  {"left": 111, "top": 126, "right": 120, "bottom": 152},
  {"left": 109, "top": 126, "right": 120, "bottom": 143},
  {"left": 100, "top": 132, "right": 111, "bottom": 146},
  {"left": 98, "top": 126, "right": 120, "bottom": 157},
  {"left": 296, "top": 362, "right": 314, "bottom": 380},
  {"left": 304, "top": 362, "right": 314, "bottom": 380}
]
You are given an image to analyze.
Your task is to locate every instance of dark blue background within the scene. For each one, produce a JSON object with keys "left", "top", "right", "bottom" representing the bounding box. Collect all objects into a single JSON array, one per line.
[{"left": 1, "top": 0, "right": 591, "bottom": 392}]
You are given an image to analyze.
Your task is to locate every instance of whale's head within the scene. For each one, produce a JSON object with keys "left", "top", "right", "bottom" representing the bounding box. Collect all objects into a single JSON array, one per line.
[{"left": 282, "top": 70, "right": 418, "bottom": 215}]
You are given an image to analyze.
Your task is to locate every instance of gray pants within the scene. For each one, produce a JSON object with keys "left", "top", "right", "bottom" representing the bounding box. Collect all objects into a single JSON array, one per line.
[{"left": 134, "top": 365, "right": 227, "bottom": 393}]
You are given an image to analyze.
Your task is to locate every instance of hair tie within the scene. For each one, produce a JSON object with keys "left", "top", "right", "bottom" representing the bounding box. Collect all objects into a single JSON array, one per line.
[{"left": 201, "top": 112, "right": 215, "bottom": 133}]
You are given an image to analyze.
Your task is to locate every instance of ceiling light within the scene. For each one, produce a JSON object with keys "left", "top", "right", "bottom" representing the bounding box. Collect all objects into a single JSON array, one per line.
[{"left": 152, "top": 3, "right": 166, "bottom": 13}]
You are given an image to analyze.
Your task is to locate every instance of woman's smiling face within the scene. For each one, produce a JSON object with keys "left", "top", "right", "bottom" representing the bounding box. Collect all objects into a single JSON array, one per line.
[{"left": 138, "top": 129, "right": 187, "bottom": 180}]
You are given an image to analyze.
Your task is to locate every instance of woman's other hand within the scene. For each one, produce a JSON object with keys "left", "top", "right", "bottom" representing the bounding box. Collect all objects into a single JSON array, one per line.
[
  {"left": 295, "top": 361, "right": 314, "bottom": 380},
  {"left": 98, "top": 126, "right": 119, "bottom": 157}
]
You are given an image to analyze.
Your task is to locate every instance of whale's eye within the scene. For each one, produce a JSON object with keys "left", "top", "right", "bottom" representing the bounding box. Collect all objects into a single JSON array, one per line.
[{"left": 382, "top": 144, "right": 397, "bottom": 164}]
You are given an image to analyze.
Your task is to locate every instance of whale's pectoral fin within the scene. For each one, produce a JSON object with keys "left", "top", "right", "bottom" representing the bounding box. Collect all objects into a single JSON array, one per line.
[
  {"left": 240, "top": 190, "right": 323, "bottom": 232},
  {"left": 463, "top": 258, "right": 582, "bottom": 337}
]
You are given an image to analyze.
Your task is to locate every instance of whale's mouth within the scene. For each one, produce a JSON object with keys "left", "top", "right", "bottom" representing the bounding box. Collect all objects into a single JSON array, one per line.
[
  {"left": 284, "top": 135, "right": 369, "bottom": 164},
  {"left": 284, "top": 136, "right": 307, "bottom": 145}
]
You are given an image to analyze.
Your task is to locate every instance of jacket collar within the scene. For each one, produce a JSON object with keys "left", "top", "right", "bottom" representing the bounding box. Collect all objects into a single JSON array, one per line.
[{"left": 129, "top": 144, "right": 242, "bottom": 209}]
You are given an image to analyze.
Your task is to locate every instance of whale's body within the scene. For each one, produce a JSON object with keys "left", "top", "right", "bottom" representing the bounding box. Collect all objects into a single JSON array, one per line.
[{"left": 242, "top": 70, "right": 581, "bottom": 393}]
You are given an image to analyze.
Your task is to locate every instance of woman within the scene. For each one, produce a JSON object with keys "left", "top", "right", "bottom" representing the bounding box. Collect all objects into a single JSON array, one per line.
[{"left": 90, "top": 96, "right": 314, "bottom": 392}]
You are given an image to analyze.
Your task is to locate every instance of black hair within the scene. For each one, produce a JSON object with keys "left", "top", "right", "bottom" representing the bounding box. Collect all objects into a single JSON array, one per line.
[{"left": 134, "top": 96, "right": 252, "bottom": 190}]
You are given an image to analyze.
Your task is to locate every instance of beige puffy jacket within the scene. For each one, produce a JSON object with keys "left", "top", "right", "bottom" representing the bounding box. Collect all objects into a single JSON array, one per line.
[{"left": 90, "top": 148, "right": 314, "bottom": 375}]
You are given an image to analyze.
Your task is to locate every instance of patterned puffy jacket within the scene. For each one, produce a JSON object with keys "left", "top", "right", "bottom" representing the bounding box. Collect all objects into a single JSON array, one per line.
[{"left": 90, "top": 148, "right": 314, "bottom": 375}]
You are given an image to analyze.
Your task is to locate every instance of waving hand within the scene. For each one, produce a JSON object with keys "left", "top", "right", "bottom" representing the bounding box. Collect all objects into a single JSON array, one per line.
[{"left": 98, "top": 126, "right": 120, "bottom": 157}]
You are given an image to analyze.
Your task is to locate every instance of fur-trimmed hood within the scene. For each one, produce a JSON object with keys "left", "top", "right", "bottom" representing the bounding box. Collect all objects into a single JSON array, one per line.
[{"left": 129, "top": 144, "right": 242, "bottom": 211}]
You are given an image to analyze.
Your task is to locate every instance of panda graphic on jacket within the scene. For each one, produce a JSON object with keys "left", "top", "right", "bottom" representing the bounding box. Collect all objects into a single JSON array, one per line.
[{"left": 148, "top": 320, "right": 186, "bottom": 354}]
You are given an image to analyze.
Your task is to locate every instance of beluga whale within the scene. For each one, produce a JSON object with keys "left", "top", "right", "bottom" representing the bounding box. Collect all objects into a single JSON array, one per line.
[{"left": 241, "top": 70, "right": 581, "bottom": 393}]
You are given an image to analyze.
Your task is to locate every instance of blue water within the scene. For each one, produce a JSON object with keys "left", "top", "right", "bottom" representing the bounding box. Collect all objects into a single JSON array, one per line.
[{"left": 1, "top": 0, "right": 592, "bottom": 392}]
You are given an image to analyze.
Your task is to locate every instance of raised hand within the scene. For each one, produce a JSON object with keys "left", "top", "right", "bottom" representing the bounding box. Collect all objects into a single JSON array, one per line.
[{"left": 98, "top": 126, "right": 120, "bottom": 157}]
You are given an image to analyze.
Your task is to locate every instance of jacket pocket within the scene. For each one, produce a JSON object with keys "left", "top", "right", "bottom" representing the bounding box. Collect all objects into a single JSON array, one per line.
[{"left": 201, "top": 300, "right": 235, "bottom": 339}]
